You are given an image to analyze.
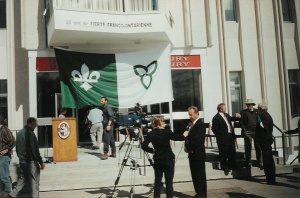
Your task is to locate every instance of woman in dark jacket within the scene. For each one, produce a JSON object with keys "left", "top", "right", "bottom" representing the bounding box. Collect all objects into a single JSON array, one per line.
[
  {"left": 256, "top": 103, "right": 276, "bottom": 185},
  {"left": 142, "top": 116, "right": 188, "bottom": 198}
]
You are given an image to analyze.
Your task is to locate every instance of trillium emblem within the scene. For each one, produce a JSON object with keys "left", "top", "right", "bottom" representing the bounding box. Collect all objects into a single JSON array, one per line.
[
  {"left": 71, "top": 64, "right": 100, "bottom": 91},
  {"left": 133, "top": 61, "right": 158, "bottom": 89},
  {"left": 58, "top": 121, "right": 70, "bottom": 139}
]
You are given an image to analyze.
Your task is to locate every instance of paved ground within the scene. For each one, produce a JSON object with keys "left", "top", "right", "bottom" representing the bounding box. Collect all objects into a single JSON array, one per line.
[
  {"left": 14, "top": 171, "right": 300, "bottom": 198},
  {"left": 8, "top": 138, "right": 300, "bottom": 198}
]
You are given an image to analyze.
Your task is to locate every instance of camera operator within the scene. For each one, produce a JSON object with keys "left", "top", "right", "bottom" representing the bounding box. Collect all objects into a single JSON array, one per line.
[
  {"left": 100, "top": 97, "right": 116, "bottom": 160},
  {"left": 141, "top": 115, "right": 188, "bottom": 198}
]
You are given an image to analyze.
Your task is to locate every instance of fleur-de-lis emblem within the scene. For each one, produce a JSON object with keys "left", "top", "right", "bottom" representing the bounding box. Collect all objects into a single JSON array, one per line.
[
  {"left": 133, "top": 61, "right": 157, "bottom": 89},
  {"left": 71, "top": 64, "right": 100, "bottom": 91}
]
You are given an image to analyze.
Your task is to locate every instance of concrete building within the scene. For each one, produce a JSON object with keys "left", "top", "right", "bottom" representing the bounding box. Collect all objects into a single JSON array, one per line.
[{"left": 0, "top": 0, "right": 299, "bottom": 159}]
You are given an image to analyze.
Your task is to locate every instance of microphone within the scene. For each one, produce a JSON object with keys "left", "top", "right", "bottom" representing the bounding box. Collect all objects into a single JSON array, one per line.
[{"left": 186, "top": 123, "right": 192, "bottom": 131}]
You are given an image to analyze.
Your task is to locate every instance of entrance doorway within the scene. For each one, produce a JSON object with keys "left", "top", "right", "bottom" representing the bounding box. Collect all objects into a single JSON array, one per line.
[{"left": 37, "top": 72, "right": 94, "bottom": 147}]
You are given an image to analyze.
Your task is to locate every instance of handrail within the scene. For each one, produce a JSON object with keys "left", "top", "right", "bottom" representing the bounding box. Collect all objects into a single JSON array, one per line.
[{"left": 273, "top": 123, "right": 286, "bottom": 165}]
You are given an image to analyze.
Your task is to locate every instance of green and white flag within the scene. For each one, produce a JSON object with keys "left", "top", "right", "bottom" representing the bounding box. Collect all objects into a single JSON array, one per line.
[{"left": 54, "top": 45, "right": 173, "bottom": 108}]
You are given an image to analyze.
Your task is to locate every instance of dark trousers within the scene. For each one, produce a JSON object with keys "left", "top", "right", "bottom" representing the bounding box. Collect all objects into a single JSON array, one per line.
[
  {"left": 243, "top": 131, "right": 262, "bottom": 165},
  {"left": 216, "top": 133, "right": 236, "bottom": 169},
  {"left": 189, "top": 156, "right": 207, "bottom": 197},
  {"left": 10, "top": 161, "right": 40, "bottom": 198},
  {"left": 153, "top": 159, "right": 175, "bottom": 198},
  {"left": 261, "top": 143, "right": 276, "bottom": 183},
  {"left": 103, "top": 125, "right": 116, "bottom": 153}
]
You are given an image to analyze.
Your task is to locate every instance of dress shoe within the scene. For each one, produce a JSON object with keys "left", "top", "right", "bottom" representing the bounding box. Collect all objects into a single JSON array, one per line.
[
  {"left": 246, "top": 163, "right": 252, "bottom": 169},
  {"left": 256, "top": 163, "right": 264, "bottom": 170},
  {"left": 229, "top": 166, "right": 241, "bottom": 171},
  {"left": 220, "top": 166, "right": 230, "bottom": 171},
  {"left": 267, "top": 181, "right": 276, "bottom": 185}
]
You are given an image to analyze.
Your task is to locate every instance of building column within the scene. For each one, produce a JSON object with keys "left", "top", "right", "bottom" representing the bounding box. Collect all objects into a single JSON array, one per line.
[{"left": 6, "top": 0, "right": 17, "bottom": 130}]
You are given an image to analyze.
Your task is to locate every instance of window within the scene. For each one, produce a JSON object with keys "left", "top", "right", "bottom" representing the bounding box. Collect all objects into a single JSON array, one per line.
[
  {"left": 171, "top": 69, "right": 202, "bottom": 133},
  {"left": 230, "top": 72, "right": 243, "bottom": 115},
  {"left": 281, "top": 0, "right": 296, "bottom": 22},
  {"left": 288, "top": 70, "right": 300, "bottom": 117},
  {"left": 0, "top": 80, "right": 8, "bottom": 121},
  {"left": 152, "top": 0, "right": 158, "bottom": 10},
  {"left": 0, "top": 0, "right": 6, "bottom": 28},
  {"left": 172, "top": 70, "right": 201, "bottom": 111},
  {"left": 224, "top": 0, "right": 237, "bottom": 21}
]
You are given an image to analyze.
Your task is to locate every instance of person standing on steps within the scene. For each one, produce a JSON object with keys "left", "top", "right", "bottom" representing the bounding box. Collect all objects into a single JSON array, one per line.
[
  {"left": 256, "top": 103, "right": 276, "bottom": 185},
  {"left": 212, "top": 103, "right": 240, "bottom": 172},
  {"left": 100, "top": 97, "right": 116, "bottom": 160},
  {"left": 87, "top": 106, "right": 103, "bottom": 150},
  {"left": 0, "top": 115, "right": 15, "bottom": 198},
  {"left": 240, "top": 99, "right": 263, "bottom": 169}
]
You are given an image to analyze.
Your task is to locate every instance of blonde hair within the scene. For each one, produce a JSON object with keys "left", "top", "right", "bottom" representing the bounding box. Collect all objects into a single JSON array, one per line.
[{"left": 151, "top": 115, "right": 164, "bottom": 128}]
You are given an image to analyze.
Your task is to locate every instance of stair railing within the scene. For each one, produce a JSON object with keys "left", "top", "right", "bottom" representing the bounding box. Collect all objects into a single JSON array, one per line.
[{"left": 273, "top": 124, "right": 286, "bottom": 165}]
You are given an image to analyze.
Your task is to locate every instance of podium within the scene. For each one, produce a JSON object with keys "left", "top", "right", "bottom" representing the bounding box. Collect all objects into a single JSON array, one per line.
[{"left": 52, "top": 118, "right": 77, "bottom": 162}]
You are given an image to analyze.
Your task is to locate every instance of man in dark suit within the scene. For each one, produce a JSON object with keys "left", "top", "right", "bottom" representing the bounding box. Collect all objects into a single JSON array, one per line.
[
  {"left": 212, "top": 103, "right": 239, "bottom": 171},
  {"left": 185, "top": 106, "right": 207, "bottom": 198}
]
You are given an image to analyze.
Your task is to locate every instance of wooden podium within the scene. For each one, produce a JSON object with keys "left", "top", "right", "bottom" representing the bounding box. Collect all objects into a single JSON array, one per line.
[{"left": 52, "top": 118, "right": 77, "bottom": 162}]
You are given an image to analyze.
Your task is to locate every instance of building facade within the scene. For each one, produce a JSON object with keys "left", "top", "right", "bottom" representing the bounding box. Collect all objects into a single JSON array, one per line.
[{"left": 0, "top": 0, "right": 299, "bottom": 152}]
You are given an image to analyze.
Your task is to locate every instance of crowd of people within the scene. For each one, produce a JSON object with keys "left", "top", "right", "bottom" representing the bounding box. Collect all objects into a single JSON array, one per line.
[
  {"left": 0, "top": 97, "right": 299, "bottom": 198},
  {"left": 211, "top": 100, "right": 277, "bottom": 185}
]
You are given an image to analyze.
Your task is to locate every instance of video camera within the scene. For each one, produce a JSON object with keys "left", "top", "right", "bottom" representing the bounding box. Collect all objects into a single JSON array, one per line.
[{"left": 115, "top": 103, "right": 153, "bottom": 138}]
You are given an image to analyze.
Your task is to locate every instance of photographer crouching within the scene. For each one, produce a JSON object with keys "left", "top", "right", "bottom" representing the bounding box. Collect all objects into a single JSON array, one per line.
[{"left": 141, "top": 115, "right": 188, "bottom": 198}]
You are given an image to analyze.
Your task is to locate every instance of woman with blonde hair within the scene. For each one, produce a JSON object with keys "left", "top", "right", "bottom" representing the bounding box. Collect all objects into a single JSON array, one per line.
[{"left": 142, "top": 115, "right": 188, "bottom": 198}]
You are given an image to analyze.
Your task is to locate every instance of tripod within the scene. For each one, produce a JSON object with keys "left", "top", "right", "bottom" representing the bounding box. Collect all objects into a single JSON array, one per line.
[
  {"left": 109, "top": 128, "right": 153, "bottom": 198},
  {"left": 44, "top": 125, "right": 52, "bottom": 163}
]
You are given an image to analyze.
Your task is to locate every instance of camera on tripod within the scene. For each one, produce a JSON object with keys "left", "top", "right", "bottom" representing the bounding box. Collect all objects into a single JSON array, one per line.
[
  {"left": 115, "top": 103, "right": 153, "bottom": 140},
  {"left": 111, "top": 104, "right": 155, "bottom": 198}
]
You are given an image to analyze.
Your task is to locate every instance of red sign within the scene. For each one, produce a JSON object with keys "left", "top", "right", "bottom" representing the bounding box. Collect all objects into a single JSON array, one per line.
[
  {"left": 36, "top": 57, "right": 58, "bottom": 72},
  {"left": 36, "top": 55, "right": 201, "bottom": 72},
  {"left": 171, "top": 55, "right": 201, "bottom": 69}
]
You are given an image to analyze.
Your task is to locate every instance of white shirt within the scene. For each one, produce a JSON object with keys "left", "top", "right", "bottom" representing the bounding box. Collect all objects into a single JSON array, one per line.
[
  {"left": 192, "top": 117, "right": 200, "bottom": 126},
  {"left": 219, "top": 112, "right": 232, "bottom": 133}
]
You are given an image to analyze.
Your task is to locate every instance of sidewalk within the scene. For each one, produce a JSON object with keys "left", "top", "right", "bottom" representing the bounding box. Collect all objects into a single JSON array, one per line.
[
  {"left": 9, "top": 139, "right": 300, "bottom": 197},
  {"left": 37, "top": 172, "right": 300, "bottom": 198}
]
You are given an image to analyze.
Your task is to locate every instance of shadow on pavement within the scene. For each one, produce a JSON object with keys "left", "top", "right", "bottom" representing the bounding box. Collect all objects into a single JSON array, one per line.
[
  {"left": 236, "top": 174, "right": 300, "bottom": 190},
  {"left": 226, "top": 192, "right": 264, "bottom": 198}
]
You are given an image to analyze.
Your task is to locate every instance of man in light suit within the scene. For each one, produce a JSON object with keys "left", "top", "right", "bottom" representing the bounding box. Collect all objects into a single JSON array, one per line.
[
  {"left": 212, "top": 103, "right": 239, "bottom": 171},
  {"left": 185, "top": 106, "right": 207, "bottom": 198}
]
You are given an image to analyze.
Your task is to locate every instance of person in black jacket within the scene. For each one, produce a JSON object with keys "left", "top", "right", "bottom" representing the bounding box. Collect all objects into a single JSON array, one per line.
[
  {"left": 240, "top": 99, "right": 262, "bottom": 169},
  {"left": 284, "top": 118, "right": 300, "bottom": 135},
  {"left": 8, "top": 117, "right": 45, "bottom": 198},
  {"left": 284, "top": 118, "right": 300, "bottom": 164},
  {"left": 100, "top": 96, "right": 116, "bottom": 160},
  {"left": 256, "top": 103, "right": 276, "bottom": 184},
  {"left": 142, "top": 115, "right": 188, "bottom": 198},
  {"left": 212, "top": 103, "right": 239, "bottom": 171},
  {"left": 185, "top": 106, "right": 207, "bottom": 198}
]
